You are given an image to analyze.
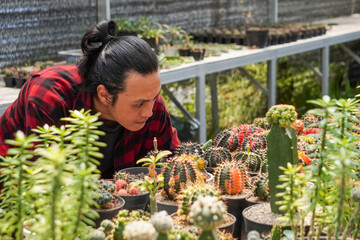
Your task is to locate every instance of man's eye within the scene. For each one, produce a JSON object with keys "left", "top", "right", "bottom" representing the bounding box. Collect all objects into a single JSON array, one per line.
[{"left": 135, "top": 103, "right": 143, "bottom": 108}]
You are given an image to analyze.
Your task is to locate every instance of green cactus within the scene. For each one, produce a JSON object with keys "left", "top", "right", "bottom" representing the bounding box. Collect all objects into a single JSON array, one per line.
[
  {"left": 89, "top": 229, "right": 106, "bottom": 240},
  {"left": 202, "top": 146, "right": 232, "bottom": 168},
  {"left": 163, "top": 154, "right": 199, "bottom": 200},
  {"left": 234, "top": 151, "right": 262, "bottom": 172},
  {"left": 247, "top": 230, "right": 261, "bottom": 240},
  {"left": 174, "top": 142, "right": 204, "bottom": 156},
  {"left": 253, "top": 175, "right": 269, "bottom": 201},
  {"left": 113, "top": 171, "right": 130, "bottom": 181},
  {"left": 253, "top": 117, "right": 271, "bottom": 130},
  {"left": 189, "top": 196, "right": 227, "bottom": 240},
  {"left": 213, "top": 160, "right": 245, "bottom": 195},
  {"left": 113, "top": 209, "right": 150, "bottom": 240},
  {"left": 213, "top": 128, "right": 240, "bottom": 152},
  {"left": 266, "top": 104, "right": 298, "bottom": 214},
  {"left": 150, "top": 211, "right": 173, "bottom": 240},
  {"left": 178, "top": 182, "right": 221, "bottom": 215},
  {"left": 122, "top": 220, "right": 157, "bottom": 240},
  {"left": 100, "top": 179, "right": 116, "bottom": 193},
  {"left": 240, "top": 131, "right": 267, "bottom": 152},
  {"left": 100, "top": 219, "right": 115, "bottom": 234},
  {"left": 93, "top": 189, "right": 112, "bottom": 207},
  {"left": 270, "top": 224, "right": 282, "bottom": 240}
]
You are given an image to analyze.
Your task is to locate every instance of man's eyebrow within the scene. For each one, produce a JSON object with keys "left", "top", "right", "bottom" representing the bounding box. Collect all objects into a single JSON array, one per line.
[{"left": 135, "top": 91, "right": 161, "bottom": 103}]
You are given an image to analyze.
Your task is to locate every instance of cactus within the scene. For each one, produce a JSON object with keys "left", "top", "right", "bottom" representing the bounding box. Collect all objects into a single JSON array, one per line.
[
  {"left": 213, "top": 160, "right": 245, "bottom": 195},
  {"left": 100, "top": 219, "right": 115, "bottom": 234},
  {"left": 93, "top": 189, "right": 112, "bottom": 207},
  {"left": 114, "top": 171, "right": 131, "bottom": 182},
  {"left": 266, "top": 104, "right": 298, "bottom": 214},
  {"left": 150, "top": 211, "right": 173, "bottom": 240},
  {"left": 178, "top": 181, "right": 221, "bottom": 215},
  {"left": 247, "top": 230, "right": 261, "bottom": 240},
  {"left": 213, "top": 128, "right": 241, "bottom": 152},
  {"left": 253, "top": 117, "right": 271, "bottom": 130},
  {"left": 113, "top": 209, "right": 150, "bottom": 240},
  {"left": 189, "top": 196, "right": 227, "bottom": 240},
  {"left": 100, "top": 179, "right": 116, "bottom": 193},
  {"left": 291, "top": 119, "right": 304, "bottom": 135},
  {"left": 174, "top": 142, "right": 204, "bottom": 156},
  {"left": 144, "top": 138, "right": 170, "bottom": 164},
  {"left": 122, "top": 220, "right": 157, "bottom": 240},
  {"left": 253, "top": 175, "right": 269, "bottom": 201},
  {"left": 240, "top": 131, "right": 267, "bottom": 152},
  {"left": 89, "top": 229, "right": 106, "bottom": 240},
  {"left": 270, "top": 224, "right": 282, "bottom": 240},
  {"left": 162, "top": 154, "right": 200, "bottom": 200},
  {"left": 202, "top": 146, "right": 232, "bottom": 167},
  {"left": 234, "top": 150, "right": 262, "bottom": 172}
]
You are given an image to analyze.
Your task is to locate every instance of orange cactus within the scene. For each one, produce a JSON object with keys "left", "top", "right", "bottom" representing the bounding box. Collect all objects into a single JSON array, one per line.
[
  {"left": 225, "top": 165, "right": 245, "bottom": 195},
  {"left": 214, "top": 160, "right": 245, "bottom": 195}
]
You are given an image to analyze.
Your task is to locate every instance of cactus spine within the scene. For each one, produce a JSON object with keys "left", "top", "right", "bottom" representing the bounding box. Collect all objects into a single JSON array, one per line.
[
  {"left": 174, "top": 142, "right": 204, "bottom": 156},
  {"left": 266, "top": 104, "right": 298, "bottom": 214},
  {"left": 213, "top": 160, "right": 245, "bottom": 195},
  {"left": 163, "top": 154, "right": 199, "bottom": 200},
  {"left": 189, "top": 196, "right": 227, "bottom": 240},
  {"left": 253, "top": 175, "right": 269, "bottom": 201}
]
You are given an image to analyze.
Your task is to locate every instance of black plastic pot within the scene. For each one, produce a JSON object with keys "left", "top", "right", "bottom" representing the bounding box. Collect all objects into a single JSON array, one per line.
[
  {"left": 246, "top": 29, "right": 269, "bottom": 48},
  {"left": 15, "top": 78, "right": 26, "bottom": 88},
  {"left": 242, "top": 203, "right": 274, "bottom": 235},
  {"left": 94, "top": 195, "right": 125, "bottom": 227},
  {"left": 190, "top": 50, "right": 203, "bottom": 61},
  {"left": 244, "top": 193, "right": 266, "bottom": 207},
  {"left": 117, "top": 167, "right": 161, "bottom": 211},
  {"left": 178, "top": 48, "right": 190, "bottom": 56},
  {"left": 3, "top": 77, "right": 15, "bottom": 87},
  {"left": 157, "top": 199, "right": 178, "bottom": 215},
  {"left": 222, "top": 194, "right": 250, "bottom": 238}
]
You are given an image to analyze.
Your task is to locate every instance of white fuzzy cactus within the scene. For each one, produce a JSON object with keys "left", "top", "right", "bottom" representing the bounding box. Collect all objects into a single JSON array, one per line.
[
  {"left": 150, "top": 210, "right": 173, "bottom": 233},
  {"left": 123, "top": 220, "right": 157, "bottom": 240},
  {"left": 189, "top": 195, "right": 227, "bottom": 231}
]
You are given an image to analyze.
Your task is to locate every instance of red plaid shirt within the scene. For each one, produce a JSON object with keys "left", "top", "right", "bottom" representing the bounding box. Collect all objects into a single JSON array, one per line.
[{"left": 0, "top": 65, "right": 180, "bottom": 169}]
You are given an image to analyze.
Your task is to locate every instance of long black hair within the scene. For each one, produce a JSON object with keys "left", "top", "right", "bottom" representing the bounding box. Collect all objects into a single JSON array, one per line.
[{"left": 77, "top": 20, "right": 159, "bottom": 104}]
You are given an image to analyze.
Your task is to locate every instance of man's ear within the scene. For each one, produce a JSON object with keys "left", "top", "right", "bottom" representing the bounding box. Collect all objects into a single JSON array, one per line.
[{"left": 97, "top": 85, "right": 112, "bottom": 105}]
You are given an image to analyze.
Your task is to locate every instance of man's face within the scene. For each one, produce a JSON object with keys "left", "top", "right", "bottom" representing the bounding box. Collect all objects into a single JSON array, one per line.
[{"left": 110, "top": 70, "right": 161, "bottom": 131}]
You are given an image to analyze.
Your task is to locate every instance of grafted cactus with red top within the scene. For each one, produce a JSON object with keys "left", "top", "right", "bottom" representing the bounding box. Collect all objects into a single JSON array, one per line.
[
  {"left": 162, "top": 154, "right": 200, "bottom": 200},
  {"left": 213, "top": 160, "right": 246, "bottom": 195},
  {"left": 213, "top": 128, "right": 241, "bottom": 152}
]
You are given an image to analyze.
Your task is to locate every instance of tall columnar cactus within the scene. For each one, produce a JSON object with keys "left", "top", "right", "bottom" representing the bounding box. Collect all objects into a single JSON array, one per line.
[
  {"left": 253, "top": 175, "right": 269, "bottom": 201},
  {"left": 202, "top": 146, "right": 232, "bottom": 167},
  {"left": 162, "top": 154, "right": 199, "bottom": 200},
  {"left": 213, "top": 160, "right": 245, "bottom": 195},
  {"left": 178, "top": 182, "right": 221, "bottom": 215},
  {"left": 189, "top": 196, "right": 227, "bottom": 240},
  {"left": 150, "top": 211, "right": 173, "bottom": 240},
  {"left": 266, "top": 104, "right": 298, "bottom": 214},
  {"left": 174, "top": 141, "right": 204, "bottom": 156},
  {"left": 234, "top": 150, "right": 262, "bottom": 172}
]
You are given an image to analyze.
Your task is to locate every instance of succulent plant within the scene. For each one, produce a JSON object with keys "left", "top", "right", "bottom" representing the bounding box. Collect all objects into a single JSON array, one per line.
[
  {"left": 113, "top": 210, "right": 151, "bottom": 240},
  {"left": 100, "top": 179, "right": 116, "bottom": 193},
  {"left": 123, "top": 220, "right": 157, "bottom": 240},
  {"left": 253, "top": 117, "right": 270, "bottom": 130},
  {"left": 202, "top": 146, "right": 232, "bottom": 167},
  {"left": 213, "top": 160, "right": 245, "bottom": 195},
  {"left": 240, "top": 131, "right": 267, "bottom": 152},
  {"left": 266, "top": 104, "right": 297, "bottom": 128},
  {"left": 213, "top": 128, "right": 241, "bottom": 152},
  {"left": 234, "top": 150, "right": 262, "bottom": 172},
  {"left": 174, "top": 141, "right": 204, "bottom": 156},
  {"left": 162, "top": 154, "right": 200, "bottom": 200},
  {"left": 291, "top": 119, "right": 304, "bottom": 135},
  {"left": 93, "top": 189, "right": 112, "bottom": 207},
  {"left": 247, "top": 230, "right": 261, "bottom": 240},
  {"left": 178, "top": 181, "right": 221, "bottom": 215},
  {"left": 266, "top": 104, "right": 298, "bottom": 214},
  {"left": 150, "top": 211, "right": 173, "bottom": 240},
  {"left": 189, "top": 196, "right": 227, "bottom": 240},
  {"left": 114, "top": 171, "right": 130, "bottom": 182},
  {"left": 100, "top": 219, "right": 115, "bottom": 234},
  {"left": 253, "top": 175, "right": 269, "bottom": 201},
  {"left": 89, "top": 229, "right": 106, "bottom": 240},
  {"left": 144, "top": 138, "right": 171, "bottom": 164}
]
